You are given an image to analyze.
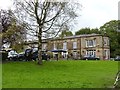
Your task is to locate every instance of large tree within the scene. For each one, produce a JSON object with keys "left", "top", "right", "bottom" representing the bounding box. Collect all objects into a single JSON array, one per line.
[
  {"left": 14, "top": 0, "right": 80, "bottom": 64},
  {"left": 0, "top": 9, "right": 26, "bottom": 50},
  {"left": 100, "top": 20, "right": 120, "bottom": 57},
  {"left": 75, "top": 27, "right": 101, "bottom": 35}
]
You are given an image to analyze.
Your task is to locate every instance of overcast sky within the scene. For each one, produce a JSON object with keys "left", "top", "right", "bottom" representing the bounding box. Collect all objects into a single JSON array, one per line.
[{"left": 0, "top": 0, "right": 119, "bottom": 33}]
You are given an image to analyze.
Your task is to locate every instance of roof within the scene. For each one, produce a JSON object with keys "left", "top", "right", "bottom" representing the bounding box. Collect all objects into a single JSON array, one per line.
[
  {"left": 26, "top": 34, "right": 108, "bottom": 44},
  {"left": 51, "top": 33, "right": 107, "bottom": 40},
  {"left": 64, "top": 33, "right": 101, "bottom": 39}
]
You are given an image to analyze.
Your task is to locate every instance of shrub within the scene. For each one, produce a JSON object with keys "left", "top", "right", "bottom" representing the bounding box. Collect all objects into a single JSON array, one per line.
[{"left": 0, "top": 50, "right": 8, "bottom": 62}]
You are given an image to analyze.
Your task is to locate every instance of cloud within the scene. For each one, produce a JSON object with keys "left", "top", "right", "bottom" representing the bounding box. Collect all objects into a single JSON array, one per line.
[
  {"left": 73, "top": 0, "right": 119, "bottom": 32},
  {"left": 0, "top": 0, "right": 119, "bottom": 33},
  {"left": 0, "top": 0, "right": 12, "bottom": 9}
]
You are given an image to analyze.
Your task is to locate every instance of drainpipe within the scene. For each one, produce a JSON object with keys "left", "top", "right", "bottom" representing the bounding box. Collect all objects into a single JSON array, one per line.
[
  {"left": 80, "top": 37, "right": 82, "bottom": 59},
  {"left": 102, "top": 35, "right": 104, "bottom": 60}
]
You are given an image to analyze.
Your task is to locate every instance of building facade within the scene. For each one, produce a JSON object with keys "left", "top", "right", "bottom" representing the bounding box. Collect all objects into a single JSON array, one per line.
[{"left": 28, "top": 34, "right": 110, "bottom": 60}]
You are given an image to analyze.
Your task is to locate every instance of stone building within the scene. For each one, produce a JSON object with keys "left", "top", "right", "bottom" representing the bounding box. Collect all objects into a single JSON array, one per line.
[{"left": 27, "top": 34, "right": 110, "bottom": 60}]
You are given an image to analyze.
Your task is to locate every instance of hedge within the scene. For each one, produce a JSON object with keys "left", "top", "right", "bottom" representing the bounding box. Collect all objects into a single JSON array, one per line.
[{"left": 0, "top": 50, "right": 8, "bottom": 62}]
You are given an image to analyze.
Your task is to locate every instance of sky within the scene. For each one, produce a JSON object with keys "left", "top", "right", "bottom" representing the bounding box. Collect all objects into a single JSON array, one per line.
[
  {"left": 0, "top": 0, "right": 119, "bottom": 33},
  {"left": 74, "top": 0, "right": 119, "bottom": 32}
]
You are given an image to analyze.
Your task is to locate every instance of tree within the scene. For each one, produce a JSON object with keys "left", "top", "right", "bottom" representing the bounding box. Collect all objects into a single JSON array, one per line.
[
  {"left": 75, "top": 27, "right": 100, "bottom": 35},
  {"left": 90, "top": 28, "right": 101, "bottom": 34},
  {"left": 0, "top": 9, "right": 26, "bottom": 50},
  {"left": 14, "top": 0, "right": 80, "bottom": 64},
  {"left": 59, "top": 25, "right": 73, "bottom": 37},
  {"left": 59, "top": 30, "right": 73, "bottom": 37},
  {"left": 75, "top": 27, "right": 91, "bottom": 35},
  {"left": 100, "top": 20, "right": 120, "bottom": 57}
]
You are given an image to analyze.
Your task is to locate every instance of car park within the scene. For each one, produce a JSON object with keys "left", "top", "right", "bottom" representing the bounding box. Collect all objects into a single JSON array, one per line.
[{"left": 4, "top": 48, "right": 49, "bottom": 61}]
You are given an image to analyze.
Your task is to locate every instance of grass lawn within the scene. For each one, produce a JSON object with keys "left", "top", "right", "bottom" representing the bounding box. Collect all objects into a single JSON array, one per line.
[
  {"left": 2, "top": 60, "right": 118, "bottom": 88},
  {"left": 0, "top": 63, "right": 2, "bottom": 89}
]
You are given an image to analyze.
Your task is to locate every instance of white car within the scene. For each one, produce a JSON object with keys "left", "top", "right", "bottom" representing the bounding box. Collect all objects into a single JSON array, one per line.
[{"left": 8, "top": 50, "right": 18, "bottom": 60}]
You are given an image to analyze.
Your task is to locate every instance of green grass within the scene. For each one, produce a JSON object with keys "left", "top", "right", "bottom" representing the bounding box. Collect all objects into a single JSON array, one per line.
[
  {"left": 0, "top": 63, "right": 2, "bottom": 89},
  {"left": 2, "top": 60, "right": 118, "bottom": 88}
]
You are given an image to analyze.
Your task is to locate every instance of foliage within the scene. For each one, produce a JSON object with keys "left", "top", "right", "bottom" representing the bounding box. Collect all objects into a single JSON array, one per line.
[
  {"left": 75, "top": 27, "right": 101, "bottom": 35},
  {"left": 2, "top": 61, "right": 118, "bottom": 88},
  {"left": 12, "top": 42, "right": 24, "bottom": 52},
  {"left": 0, "top": 9, "right": 26, "bottom": 51},
  {"left": 59, "top": 25, "right": 73, "bottom": 37},
  {"left": 100, "top": 20, "right": 120, "bottom": 57},
  {"left": 59, "top": 30, "right": 73, "bottom": 37},
  {"left": 0, "top": 51, "right": 8, "bottom": 62}
]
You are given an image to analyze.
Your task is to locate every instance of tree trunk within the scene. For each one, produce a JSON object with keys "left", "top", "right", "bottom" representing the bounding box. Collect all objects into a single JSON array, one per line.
[
  {"left": 38, "top": 27, "right": 42, "bottom": 65},
  {"left": 38, "top": 42, "right": 42, "bottom": 65}
]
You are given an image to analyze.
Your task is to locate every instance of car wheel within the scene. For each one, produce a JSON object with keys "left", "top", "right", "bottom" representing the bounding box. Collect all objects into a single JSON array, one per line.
[{"left": 9, "top": 57, "right": 12, "bottom": 61}]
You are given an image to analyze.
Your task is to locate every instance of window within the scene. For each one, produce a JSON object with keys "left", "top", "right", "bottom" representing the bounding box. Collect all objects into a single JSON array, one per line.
[
  {"left": 86, "top": 50, "right": 96, "bottom": 57},
  {"left": 63, "top": 42, "right": 67, "bottom": 50},
  {"left": 54, "top": 43, "right": 56, "bottom": 50},
  {"left": 104, "top": 38, "right": 109, "bottom": 45},
  {"left": 86, "top": 39, "right": 96, "bottom": 47},
  {"left": 73, "top": 42, "right": 77, "bottom": 49},
  {"left": 104, "top": 39, "right": 107, "bottom": 45},
  {"left": 104, "top": 50, "right": 109, "bottom": 59}
]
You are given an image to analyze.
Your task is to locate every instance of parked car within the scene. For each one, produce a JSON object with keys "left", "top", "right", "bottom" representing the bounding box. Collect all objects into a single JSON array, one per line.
[
  {"left": 32, "top": 50, "right": 48, "bottom": 61},
  {"left": 32, "top": 50, "right": 38, "bottom": 60},
  {"left": 114, "top": 56, "right": 120, "bottom": 61},
  {"left": 17, "top": 48, "right": 49, "bottom": 61},
  {"left": 82, "top": 55, "right": 100, "bottom": 60},
  {"left": 110, "top": 58, "right": 115, "bottom": 61},
  {"left": 8, "top": 50, "right": 19, "bottom": 61},
  {"left": 18, "top": 52, "right": 25, "bottom": 61},
  {"left": 24, "top": 49, "right": 33, "bottom": 61}
]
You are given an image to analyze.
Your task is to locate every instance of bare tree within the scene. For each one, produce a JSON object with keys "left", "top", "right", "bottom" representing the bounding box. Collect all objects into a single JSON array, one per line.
[{"left": 14, "top": 0, "right": 80, "bottom": 64}]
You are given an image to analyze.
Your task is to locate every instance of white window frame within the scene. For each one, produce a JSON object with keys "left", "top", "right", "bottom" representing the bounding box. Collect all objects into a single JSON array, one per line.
[
  {"left": 104, "top": 50, "right": 109, "bottom": 59},
  {"left": 63, "top": 42, "right": 67, "bottom": 50},
  {"left": 54, "top": 43, "right": 57, "bottom": 50},
  {"left": 73, "top": 42, "right": 77, "bottom": 49},
  {"left": 86, "top": 50, "right": 96, "bottom": 57},
  {"left": 104, "top": 38, "right": 107, "bottom": 45},
  {"left": 86, "top": 40, "right": 96, "bottom": 47}
]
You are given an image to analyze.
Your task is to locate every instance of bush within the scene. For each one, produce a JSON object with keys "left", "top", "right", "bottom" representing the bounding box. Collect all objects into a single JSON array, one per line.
[{"left": 0, "top": 50, "right": 8, "bottom": 62}]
